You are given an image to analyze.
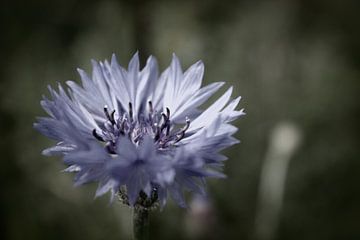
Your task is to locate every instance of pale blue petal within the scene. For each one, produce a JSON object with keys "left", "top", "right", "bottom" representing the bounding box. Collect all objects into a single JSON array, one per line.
[{"left": 187, "top": 87, "right": 233, "bottom": 132}]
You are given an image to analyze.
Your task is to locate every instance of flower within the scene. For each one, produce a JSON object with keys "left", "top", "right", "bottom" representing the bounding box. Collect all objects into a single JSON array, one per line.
[{"left": 34, "top": 53, "right": 245, "bottom": 208}]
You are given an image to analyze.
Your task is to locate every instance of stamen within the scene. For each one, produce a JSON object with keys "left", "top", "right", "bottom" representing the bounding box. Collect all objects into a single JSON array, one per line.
[
  {"left": 110, "top": 110, "right": 116, "bottom": 123},
  {"left": 148, "top": 101, "right": 153, "bottom": 113},
  {"left": 93, "top": 104, "right": 190, "bottom": 153},
  {"left": 174, "top": 132, "right": 185, "bottom": 143},
  {"left": 148, "top": 101, "right": 154, "bottom": 124},
  {"left": 166, "top": 107, "right": 170, "bottom": 118},
  {"left": 161, "top": 112, "right": 168, "bottom": 121},
  {"left": 128, "top": 102, "right": 133, "bottom": 122},
  {"left": 133, "top": 132, "right": 141, "bottom": 143},
  {"left": 154, "top": 124, "right": 161, "bottom": 142},
  {"left": 166, "top": 124, "right": 170, "bottom": 136},
  {"left": 160, "top": 113, "right": 169, "bottom": 133},
  {"left": 104, "top": 106, "right": 116, "bottom": 125},
  {"left": 92, "top": 129, "right": 105, "bottom": 142},
  {"left": 119, "top": 119, "right": 125, "bottom": 135},
  {"left": 159, "top": 108, "right": 170, "bottom": 136}
]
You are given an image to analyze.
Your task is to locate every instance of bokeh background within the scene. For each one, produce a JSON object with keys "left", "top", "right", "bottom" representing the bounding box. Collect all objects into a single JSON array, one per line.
[{"left": 1, "top": 0, "right": 360, "bottom": 239}]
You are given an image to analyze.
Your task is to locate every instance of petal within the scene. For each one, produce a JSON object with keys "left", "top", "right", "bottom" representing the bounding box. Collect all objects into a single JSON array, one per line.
[
  {"left": 136, "top": 56, "right": 158, "bottom": 114},
  {"left": 188, "top": 87, "right": 233, "bottom": 132}
]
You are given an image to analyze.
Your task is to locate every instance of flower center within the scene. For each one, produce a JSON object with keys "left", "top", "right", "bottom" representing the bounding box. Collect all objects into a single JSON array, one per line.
[{"left": 92, "top": 101, "right": 190, "bottom": 154}]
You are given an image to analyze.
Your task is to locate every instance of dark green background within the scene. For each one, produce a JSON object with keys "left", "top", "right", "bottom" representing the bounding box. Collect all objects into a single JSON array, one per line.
[{"left": 1, "top": 0, "right": 360, "bottom": 239}]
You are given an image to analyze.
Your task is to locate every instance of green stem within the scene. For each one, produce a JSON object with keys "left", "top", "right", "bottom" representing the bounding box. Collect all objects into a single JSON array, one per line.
[{"left": 133, "top": 207, "right": 149, "bottom": 240}]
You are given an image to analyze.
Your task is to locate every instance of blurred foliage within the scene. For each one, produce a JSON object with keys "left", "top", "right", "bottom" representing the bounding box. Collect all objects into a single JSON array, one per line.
[{"left": 1, "top": 0, "right": 359, "bottom": 239}]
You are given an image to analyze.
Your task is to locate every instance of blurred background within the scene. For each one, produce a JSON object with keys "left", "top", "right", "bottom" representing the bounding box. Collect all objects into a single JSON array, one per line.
[{"left": 1, "top": 0, "right": 360, "bottom": 239}]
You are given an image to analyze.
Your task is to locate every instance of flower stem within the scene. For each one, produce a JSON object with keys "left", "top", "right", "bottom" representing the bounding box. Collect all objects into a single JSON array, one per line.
[{"left": 133, "top": 207, "right": 149, "bottom": 240}]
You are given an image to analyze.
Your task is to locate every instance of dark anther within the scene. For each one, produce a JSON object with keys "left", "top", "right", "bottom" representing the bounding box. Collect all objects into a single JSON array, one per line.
[
  {"left": 148, "top": 101, "right": 153, "bottom": 113},
  {"left": 119, "top": 119, "right": 125, "bottom": 135},
  {"left": 148, "top": 101, "right": 154, "bottom": 124},
  {"left": 161, "top": 112, "right": 168, "bottom": 121},
  {"left": 166, "top": 107, "right": 170, "bottom": 118},
  {"left": 160, "top": 114, "right": 169, "bottom": 133},
  {"left": 128, "top": 102, "right": 133, "bottom": 122},
  {"left": 166, "top": 124, "right": 170, "bottom": 136},
  {"left": 154, "top": 125, "right": 160, "bottom": 142},
  {"left": 104, "top": 105, "right": 110, "bottom": 119},
  {"left": 104, "top": 106, "right": 116, "bottom": 125},
  {"left": 92, "top": 129, "right": 105, "bottom": 142},
  {"left": 160, "top": 109, "right": 171, "bottom": 134},
  {"left": 110, "top": 110, "right": 116, "bottom": 123}
]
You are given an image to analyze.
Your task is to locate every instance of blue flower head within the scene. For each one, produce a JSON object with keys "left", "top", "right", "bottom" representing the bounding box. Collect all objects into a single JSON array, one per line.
[{"left": 34, "top": 53, "right": 245, "bottom": 208}]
